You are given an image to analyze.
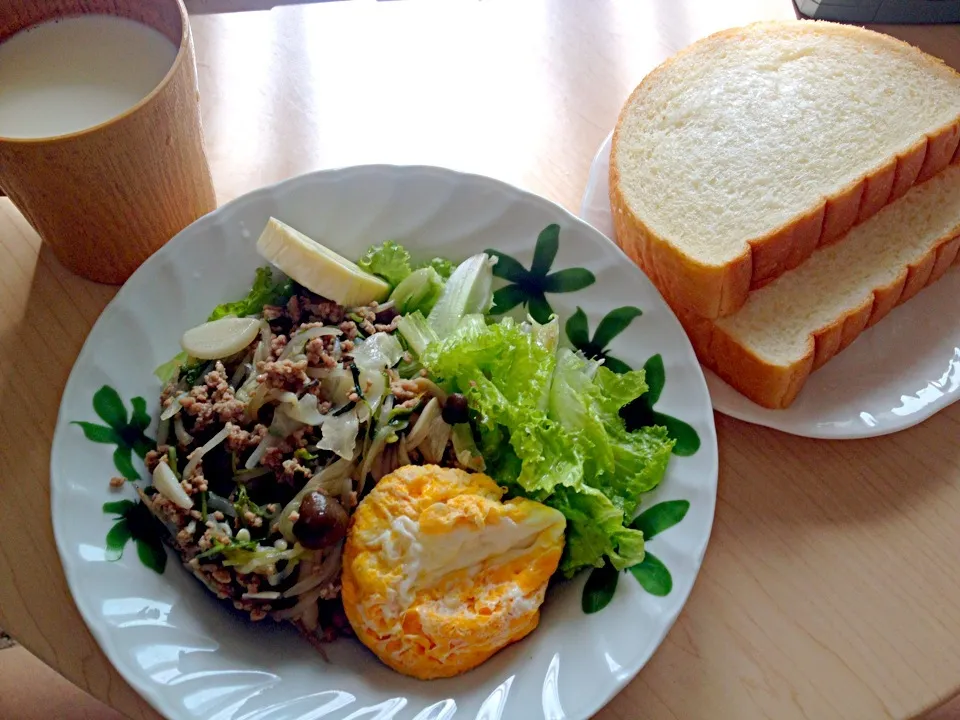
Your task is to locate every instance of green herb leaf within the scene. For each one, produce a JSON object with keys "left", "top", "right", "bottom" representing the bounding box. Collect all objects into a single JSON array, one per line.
[
  {"left": 72, "top": 422, "right": 120, "bottom": 444},
  {"left": 130, "top": 397, "right": 151, "bottom": 431},
  {"left": 93, "top": 385, "right": 127, "bottom": 430},
  {"left": 105, "top": 520, "right": 132, "bottom": 561},
  {"left": 113, "top": 446, "right": 139, "bottom": 481},
  {"left": 541, "top": 268, "right": 596, "bottom": 294},
  {"left": 629, "top": 552, "right": 672, "bottom": 596},
  {"left": 182, "top": 360, "right": 209, "bottom": 387},
  {"left": 294, "top": 447, "right": 318, "bottom": 461},
  {"left": 531, "top": 224, "right": 560, "bottom": 277},
  {"left": 103, "top": 499, "right": 135, "bottom": 516},
  {"left": 631, "top": 500, "right": 690, "bottom": 540},
  {"left": 564, "top": 308, "right": 590, "bottom": 349},
  {"left": 136, "top": 538, "right": 167, "bottom": 574},
  {"left": 490, "top": 284, "right": 528, "bottom": 315},
  {"left": 196, "top": 537, "right": 260, "bottom": 560},
  {"left": 582, "top": 561, "right": 619, "bottom": 614},
  {"left": 593, "top": 306, "right": 643, "bottom": 351},
  {"left": 486, "top": 250, "right": 530, "bottom": 283}
]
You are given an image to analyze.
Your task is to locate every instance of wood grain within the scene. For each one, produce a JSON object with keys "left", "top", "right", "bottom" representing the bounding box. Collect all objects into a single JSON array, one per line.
[
  {"left": 0, "top": 2, "right": 959, "bottom": 719},
  {"left": 0, "top": 0, "right": 216, "bottom": 284}
]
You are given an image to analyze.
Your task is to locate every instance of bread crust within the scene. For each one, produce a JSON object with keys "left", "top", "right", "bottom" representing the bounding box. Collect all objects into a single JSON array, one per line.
[
  {"left": 677, "top": 230, "right": 960, "bottom": 409},
  {"left": 610, "top": 21, "right": 960, "bottom": 320}
]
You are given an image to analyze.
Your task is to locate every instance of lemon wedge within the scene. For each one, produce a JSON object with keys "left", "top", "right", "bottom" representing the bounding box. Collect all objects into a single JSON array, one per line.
[
  {"left": 256, "top": 218, "right": 390, "bottom": 307},
  {"left": 181, "top": 316, "right": 261, "bottom": 360}
]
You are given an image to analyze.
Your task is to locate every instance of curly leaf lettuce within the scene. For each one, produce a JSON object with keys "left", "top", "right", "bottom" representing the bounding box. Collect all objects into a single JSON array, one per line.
[
  {"left": 422, "top": 316, "right": 674, "bottom": 575},
  {"left": 358, "top": 241, "right": 413, "bottom": 288},
  {"left": 208, "top": 266, "right": 292, "bottom": 321}
]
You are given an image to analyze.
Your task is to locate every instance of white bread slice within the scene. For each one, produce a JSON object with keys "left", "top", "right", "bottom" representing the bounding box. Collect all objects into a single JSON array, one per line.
[
  {"left": 679, "top": 164, "right": 960, "bottom": 409},
  {"left": 611, "top": 21, "right": 960, "bottom": 320}
]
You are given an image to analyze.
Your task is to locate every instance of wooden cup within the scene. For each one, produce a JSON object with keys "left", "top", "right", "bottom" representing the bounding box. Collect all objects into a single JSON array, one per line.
[{"left": 0, "top": 0, "right": 217, "bottom": 284}]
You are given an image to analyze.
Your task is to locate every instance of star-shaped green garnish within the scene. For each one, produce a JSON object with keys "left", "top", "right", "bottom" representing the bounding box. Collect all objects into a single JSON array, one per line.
[
  {"left": 565, "top": 305, "right": 643, "bottom": 374},
  {"left": 564, "top": 309, "right": 701, "bottom": 457},
  {"left": 103, "top": 499, "right": 167, "bottom": 573},
  {"left": 73, "top": 385, "right": 154, "bottom": 481},
  {"left": 487, "top": 224, "right": 596, "bottom": 324},
  {"left": 582, "top": 499, "right": 690, "bottom": 613},
  {"left": 620, "top": 355, "right": 701, "bottom": 457}
]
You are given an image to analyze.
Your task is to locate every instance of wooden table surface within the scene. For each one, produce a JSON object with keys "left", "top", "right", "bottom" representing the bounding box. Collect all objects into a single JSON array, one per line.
[{"left": 2, "top": 2, "right": 960, "bottom": 719}]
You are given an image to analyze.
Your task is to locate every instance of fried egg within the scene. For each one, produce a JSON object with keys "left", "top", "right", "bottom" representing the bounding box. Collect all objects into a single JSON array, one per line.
[{"left": 340, "top": 464, "right": 566, "bottom": 680}]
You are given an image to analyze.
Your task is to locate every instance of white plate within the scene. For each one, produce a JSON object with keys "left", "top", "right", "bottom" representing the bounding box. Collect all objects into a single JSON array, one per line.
[
  {"left": 52, "top": 166, "right": 718, "bottom": 720},
  {"left": 581, "top": 132, "right": 960, "bottom": 439}
]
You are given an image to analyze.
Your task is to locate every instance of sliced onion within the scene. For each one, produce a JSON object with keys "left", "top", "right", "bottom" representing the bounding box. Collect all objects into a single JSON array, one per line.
[
  {"left": 245, "top": 382, "right": 270, "bottom": 415},
  {"left": 279, "top": 326, "right": 340, "bottom": 361},
  {"left": 398, "top": 435, "right": 411, "bottom": 466},
  {"left": 242, "top": 591, "right": 282, "bottom": 601},
  {"left": 245, "top": 434, "right": 276, "bottom": 470},
  {"left": 160, "top": 392, "right": 188, "bottom": 421},
  {"left": 268, "top": 390, "right": 299, "bottom": 405},
  {"left": 266, "top": 558, "right": 301, "bottom": 587},
  {"left": 272, "top": 567, "right": 340, "bottom": 620},
  {"left": 252, "top": 339, "right": 268, "bottom": 366},
  {"left": 173, "top": 415, "right": 194, "bottom": 446},
  {"left": 153, "top": 461, "right": 193, "bottom": 510},
  {"left": 321, "top": 366, "right": 355, "bottom": 406},
  {"left": 317, "top": 407, "right": 358, "bottom": 460},
  {"left": 281, "top": 393, "right": 326, "bottom": 426},
  {"left": 282, "top": 544, "right": 343, "bottom": 598},
  {"left": 419, "top": 418, "right": 451, "bottom": 464},
  {"left": 182, "top": 424, "right": 232, "bottom": 479},
  {"left": 405, "top": 397, "right": 441, "bottom": 449},
  {"left": 259, "top": 320, "right": 273, "bottom": 357},
  {"left": 358, "top": 369, "right": 387, "bottom": 414},
  {"left": 351, "top": 332, "right": 403, "bottom": 372},
  {"left": 230, "top": 361, "right": 251, "bottom": 389}
]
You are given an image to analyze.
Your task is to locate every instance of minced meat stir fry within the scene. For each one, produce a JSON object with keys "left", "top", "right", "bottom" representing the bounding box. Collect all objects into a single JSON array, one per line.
[{"left": 140, "top": 282, "right": 480, "bottom": 643}]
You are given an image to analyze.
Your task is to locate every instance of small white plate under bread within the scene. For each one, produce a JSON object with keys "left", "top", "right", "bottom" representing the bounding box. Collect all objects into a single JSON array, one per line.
[{"left": 583, "top": 132, "right": 960, "bottom": 439}]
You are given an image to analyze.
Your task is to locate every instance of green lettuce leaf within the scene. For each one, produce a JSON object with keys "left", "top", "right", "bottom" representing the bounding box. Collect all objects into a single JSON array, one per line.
[
  {"left": 550, "top": 350, "right": 673, "bottom": 518},
  {"left": 389, "top": 267, "right": 445, "bottom": 315},
  {"left": 423, "top": 317, "right": 674, "bottom": 575},
  {"left": 419, "top": 257, "right": 456, "bottom": 279},
  {"left": 358, "top": 241, "right": 413, "bottom": 288},
  {"left": 208, "top": 266, "right": 292, "bottom": 321}
]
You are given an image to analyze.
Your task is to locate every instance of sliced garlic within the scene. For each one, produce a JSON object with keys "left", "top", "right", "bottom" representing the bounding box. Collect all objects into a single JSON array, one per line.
[{"left": 180, "top": 316, "right": 261, "bottom": 360}]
